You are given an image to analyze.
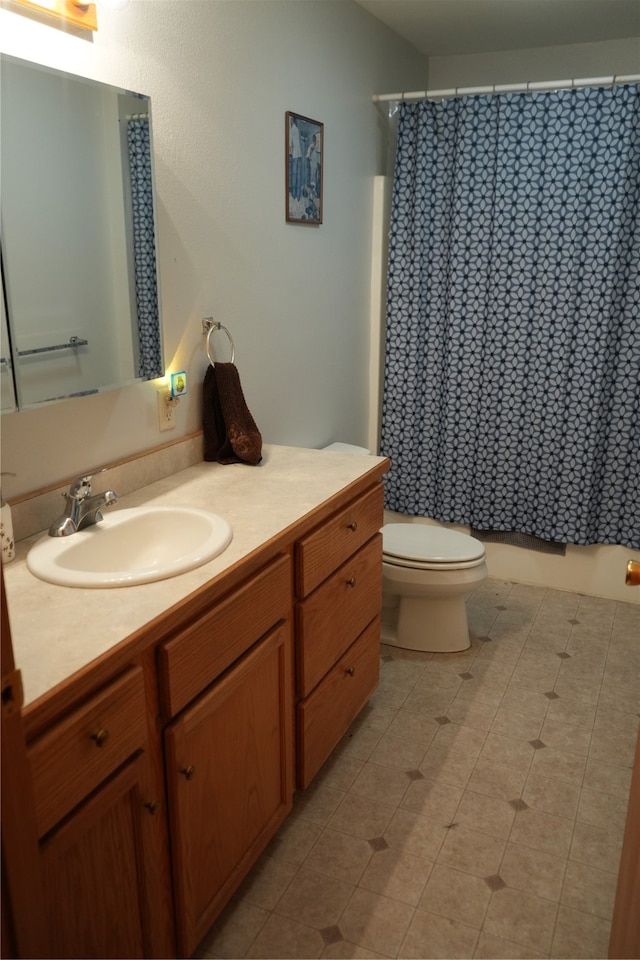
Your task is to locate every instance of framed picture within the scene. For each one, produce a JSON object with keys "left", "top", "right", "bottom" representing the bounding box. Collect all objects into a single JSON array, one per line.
[{"left": 286, "top": 111, "right": 323, "bottom": 225}]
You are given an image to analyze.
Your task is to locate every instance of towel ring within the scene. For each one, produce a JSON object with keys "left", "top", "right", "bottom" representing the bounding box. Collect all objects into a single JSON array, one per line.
[{"left": 202, "top": 317, "right": 235, "bottom": 366}]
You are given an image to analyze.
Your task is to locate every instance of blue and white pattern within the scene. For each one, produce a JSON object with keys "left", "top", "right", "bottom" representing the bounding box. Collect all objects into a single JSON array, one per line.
[
  {"left": 381, "top": 85, "right": 640, "bottom": 549},
  {"left": 127, "top": 118, "right": 163, "bottom": 379}
]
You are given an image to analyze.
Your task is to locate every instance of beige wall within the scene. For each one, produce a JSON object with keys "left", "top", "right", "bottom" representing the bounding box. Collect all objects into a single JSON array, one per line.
[{"left": 0, "top": 0, "right": 428, "bottom": 498}]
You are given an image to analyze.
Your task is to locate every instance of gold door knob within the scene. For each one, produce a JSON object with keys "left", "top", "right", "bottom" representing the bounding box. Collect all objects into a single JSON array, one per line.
[
  {"left": 90, "top": 728, "right": 109, "bottom": 748},
  {"left": 347, "top": 577, "right": 357, "bottom": 587},
  {"left": 346, "top": 667, "right": 356, "bottom": 677},
  {"left": 144, "top": 799, "right": 160, "bottom": 815},
  {"left": 180, "top": 764, "right": 196, "bottom": 781},
  {"left": 348, "top": 521, "right": 358, "bottom": 532},
  {"left": 626, "top": 560, "right": 640, "bottom": 586}
]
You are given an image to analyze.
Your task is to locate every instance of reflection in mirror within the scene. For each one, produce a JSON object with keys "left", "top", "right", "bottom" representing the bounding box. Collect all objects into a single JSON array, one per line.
[{"left": 0, "top": 55, "right": 165, "bottom": 411}]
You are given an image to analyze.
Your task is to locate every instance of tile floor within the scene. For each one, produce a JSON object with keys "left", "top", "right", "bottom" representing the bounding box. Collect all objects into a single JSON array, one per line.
[{"left": 197, "top": 579, "right": 639, "bottom": 959}]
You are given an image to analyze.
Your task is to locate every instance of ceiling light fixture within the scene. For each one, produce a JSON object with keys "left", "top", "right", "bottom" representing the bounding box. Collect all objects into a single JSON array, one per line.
[{"left": 11, "top": 0, "right": 98, "bottom": 30}]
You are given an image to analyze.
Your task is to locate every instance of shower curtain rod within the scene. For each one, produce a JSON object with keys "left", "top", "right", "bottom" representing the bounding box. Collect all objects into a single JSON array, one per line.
[{"left": 373, "top": 74, "right": 640, "bottom": 102}]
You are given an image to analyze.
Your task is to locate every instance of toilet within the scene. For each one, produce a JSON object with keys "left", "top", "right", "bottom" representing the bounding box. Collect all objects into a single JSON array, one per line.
[
  {"left": 382, "top": 524, "right": 487, "bottom": 652},
  {"left": 322, "top": 442, "right": 371, "bottom": 455},
  {"left": 321, "top": 443, "right": 488, "bottom": 654}
]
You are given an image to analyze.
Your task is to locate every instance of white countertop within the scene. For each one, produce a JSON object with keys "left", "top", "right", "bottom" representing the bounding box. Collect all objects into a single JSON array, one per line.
[{"left": 3, "top": 445, "right": 387, "bottom": 708}]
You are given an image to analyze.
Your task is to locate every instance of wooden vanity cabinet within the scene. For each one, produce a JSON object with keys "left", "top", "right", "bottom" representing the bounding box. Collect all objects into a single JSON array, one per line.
[
  {"left": 166, "top": 621, "right": 293, "bottom": 958},
  {"left": 6, "top": 460, "right": 389, "bottom": 960},
  {"left": 295, "top": 484, "right": 384, "bottom": 788},
  {"left": 39, "top": 752, "right": 161, "bottom": 960},
  {"left": 160, "top": 554, "right": 294, "bottom": 959},
  {"left": 26, "top": 665, "right": 173, "bottom": 960}
]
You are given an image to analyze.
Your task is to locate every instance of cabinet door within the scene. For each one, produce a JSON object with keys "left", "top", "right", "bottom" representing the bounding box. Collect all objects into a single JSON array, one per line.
[
  {"left": 39, "top": 752, "right": 163, "bottom": 959},
  {"left": 165, "top": 621, "right": 293, "bottom": 958}
]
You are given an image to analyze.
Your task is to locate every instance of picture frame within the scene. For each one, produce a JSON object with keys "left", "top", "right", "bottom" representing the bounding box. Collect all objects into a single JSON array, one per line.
[{"left": 286, "top": 111, "right": 323, "bottom": 225}]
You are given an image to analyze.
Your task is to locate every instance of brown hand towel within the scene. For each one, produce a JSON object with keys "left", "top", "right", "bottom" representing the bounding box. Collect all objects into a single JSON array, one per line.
[{"left": 203, "top": 362, "right": 262, "bottom": 465}]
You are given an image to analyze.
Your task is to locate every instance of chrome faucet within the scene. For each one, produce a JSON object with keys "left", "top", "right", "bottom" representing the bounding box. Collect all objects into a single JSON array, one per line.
[{"left": 49, "top": 472, "right": 118, "bottom": 537}]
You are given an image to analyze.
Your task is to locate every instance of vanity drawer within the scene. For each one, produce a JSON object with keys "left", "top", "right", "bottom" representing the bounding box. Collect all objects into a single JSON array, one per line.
[
  {"left": 29, "top": 667, "right": 148, "bottom": 838},
  {"left": 295, "top": 484, "right": 383, "bottom": 597},
  {"left": 297, "top": 618, "right": 380, "bottom": 789},
  {"left": 296, "top": 535, "right": 382, "bottom": 697},
  {"left": 158, "top": 553, "right": 292, "bottom": 717}
]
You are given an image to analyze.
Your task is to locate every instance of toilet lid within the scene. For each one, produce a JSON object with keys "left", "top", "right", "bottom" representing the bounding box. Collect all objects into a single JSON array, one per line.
[{"left": 382, "top": 523, "right": 485, "bottom": 564}]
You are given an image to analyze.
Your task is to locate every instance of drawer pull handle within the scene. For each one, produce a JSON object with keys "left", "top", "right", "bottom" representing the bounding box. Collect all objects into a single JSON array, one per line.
[
  {"left": 347, "top": 577, "right": 357, "bottom": 588},
  {"left": 145, "top": 799, "right": 160, "bottom": 815},
  {"left": 348, "top": 521, "right": 358, "bottom": 532},
  {"left": 90, "top": 728, "right": 110, "bottom": 748},
  {"left": 346, "top": 667, "right": 356, "bottom": 677},
  {"left": 180, "top": 764, "right": 196, "bottom": 781}
]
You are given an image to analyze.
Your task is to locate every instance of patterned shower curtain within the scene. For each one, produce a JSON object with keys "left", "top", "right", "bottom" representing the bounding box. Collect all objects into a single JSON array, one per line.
[
  {"left": 381, "top": 84, "right": 640, "bottom": 549},
  {"left": 127, "top": 117, "right": 163, "bottom": 379}
]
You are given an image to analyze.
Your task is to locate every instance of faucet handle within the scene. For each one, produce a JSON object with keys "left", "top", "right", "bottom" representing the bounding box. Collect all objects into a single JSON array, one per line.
[{"left": 67, "top": 468, "right": 107, "bottom": 500}]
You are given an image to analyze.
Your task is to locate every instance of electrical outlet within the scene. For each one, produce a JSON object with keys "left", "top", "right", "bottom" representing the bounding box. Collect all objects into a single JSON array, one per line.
[{"left": 157, "top": 392, "right": 176, "bottom": 431}]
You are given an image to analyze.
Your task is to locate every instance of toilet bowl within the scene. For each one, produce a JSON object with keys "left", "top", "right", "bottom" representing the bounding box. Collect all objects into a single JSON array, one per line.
[{"left": 382, "top": 524, "right": 487, "bottom": 653}]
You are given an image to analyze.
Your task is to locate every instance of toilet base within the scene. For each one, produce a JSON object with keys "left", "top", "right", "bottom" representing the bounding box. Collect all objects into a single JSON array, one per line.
[
  {"left": 394, "top": 594, "right": 471, "bottom": 652},
  {"left": 381, "top": 596, "right": 471, "bottom": 653}
]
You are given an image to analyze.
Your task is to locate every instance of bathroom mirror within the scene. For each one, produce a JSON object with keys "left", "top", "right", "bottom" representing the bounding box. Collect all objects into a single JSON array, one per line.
[{"left": 0, "top": 55, "right": 164, "bottom": 412}]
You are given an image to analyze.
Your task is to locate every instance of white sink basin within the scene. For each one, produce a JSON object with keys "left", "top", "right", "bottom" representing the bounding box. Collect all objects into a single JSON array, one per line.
[{"left": 27, "top": 506, "right": 233, "bottom": 588}]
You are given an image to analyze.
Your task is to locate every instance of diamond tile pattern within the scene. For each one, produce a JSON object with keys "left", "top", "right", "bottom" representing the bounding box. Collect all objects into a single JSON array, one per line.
[
  {"left": 320, "top": 925, "right": 343, "bottom": 945},
  {"left": 484, "top": 874, "right": 507, "bottom": 892},
  {"left": 195, "top": 581, "right": 639, "bottom": 960},
  {"left": 368, "top": 837, "right": 389, "bottom": 852}
]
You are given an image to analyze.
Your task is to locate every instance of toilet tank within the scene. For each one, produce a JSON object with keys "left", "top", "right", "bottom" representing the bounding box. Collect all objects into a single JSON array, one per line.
[{"left": 322, "top": 442, "right": 371, "bottom": 455}]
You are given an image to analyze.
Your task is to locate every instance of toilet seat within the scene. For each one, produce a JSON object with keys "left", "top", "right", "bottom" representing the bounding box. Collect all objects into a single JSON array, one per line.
[
  {"left": 384, "top": 554, "right": 485, "bottom": 571},
  {"left": 382, "top": 523, "right": 485, "bottom": 571}
]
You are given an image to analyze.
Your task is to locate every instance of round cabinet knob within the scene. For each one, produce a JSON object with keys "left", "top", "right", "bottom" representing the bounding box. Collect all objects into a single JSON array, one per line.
[
  {"left": 144, "top": 799, "right": 160, "bottom": 815},
  {"left": 346, "top": 667, "right": 356, "bottom": 677},
  {"left": 347, "top": 521, "right": 358, "bottom": 532},
  {"left": 90, "top": 728, "right": 110, "bottom": 748},
  {"left": 180, "top": 764, "right": 196, "bottom": 781},
  {"left": 347, "top": 577, "right": 357, "bottom": 588}
]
